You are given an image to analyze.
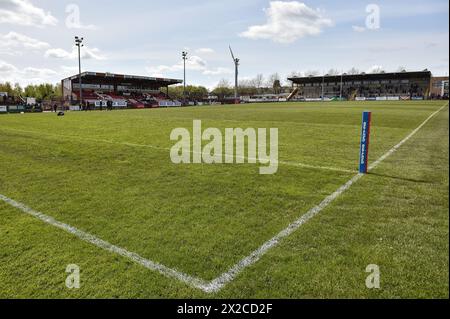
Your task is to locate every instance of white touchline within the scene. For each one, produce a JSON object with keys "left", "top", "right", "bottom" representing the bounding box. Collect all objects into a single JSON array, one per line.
[
  {"left": 0, "top": 127, "right": 354, "bottom": 174},
  {"left": 368, "top": 103, "right": 448, "bottom": 170},
  {"left": 0, "top": 103, "right": 447, "bottom": 294},
  {"left": 205, "top": 173, "right": 365, "bottom": 292},
  {"left": 0, "top": 193, "right": 212, "bottom": 292},
  {"left": 204, "top": 102, "right": 449, "bottom": 293}
]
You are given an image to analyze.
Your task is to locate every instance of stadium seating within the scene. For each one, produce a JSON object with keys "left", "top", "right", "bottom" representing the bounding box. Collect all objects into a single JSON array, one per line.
[
  {"left": 127, "top": 98, "right": 145, "bottom": 109},
  {"left": 72, "top": 89, "right": 184, "bottom": 109}
]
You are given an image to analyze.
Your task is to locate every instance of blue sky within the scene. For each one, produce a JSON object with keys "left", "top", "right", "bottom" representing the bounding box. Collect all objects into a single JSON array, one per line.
[{"left": 0, "top": 0, "right": 448, "bottom": 88}]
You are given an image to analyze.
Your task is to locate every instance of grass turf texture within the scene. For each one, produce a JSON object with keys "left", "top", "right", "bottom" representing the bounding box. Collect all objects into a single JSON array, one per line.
[{"left": 0, "top": 100, "right": 448, "bottom": 298}]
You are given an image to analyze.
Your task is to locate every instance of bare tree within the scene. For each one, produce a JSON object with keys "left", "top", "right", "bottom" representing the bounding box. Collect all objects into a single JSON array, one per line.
[
  {"left": 239, "top": 79, "right": 251, "bottom": 88},
  {"left": 217, "top": 78, "right": 231, "bottom": 88},
  {"left": 262, "top": 73, "right": 282, "bottom": 94},
  {"left": 369, "top": 66, "right": 385, "bottom": 74},
  {"left": 273, "top": 80, "right": 282, "bottom": 94},
  {"left": 254, "top": 74, "right": 264, "bottom": 92},
  {"left": 347, "top": 67, "right": 360, "bottom": 75},
  {"left": 239, "top": 79, "right": 257, "bottom": 96},
  {"left": 212, "top": 79, "right": 233, "bottom": 100},
  {"left": 327, "top": 69, "right": 341, "bottom": 75},
  {"left": 267, "top": 73, "right": 281, "bottom": 87}
]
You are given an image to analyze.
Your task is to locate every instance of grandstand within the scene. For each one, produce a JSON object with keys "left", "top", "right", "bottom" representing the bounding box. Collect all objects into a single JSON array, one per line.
[
  {"left": 62, "top": 72, "right": 183, "bottom": 109},
  {"left": 430, "top": 76, "right": 450, "bottom": 99},
  {"left": 288, "top": 70, "right": 436, "bottom": 101}
]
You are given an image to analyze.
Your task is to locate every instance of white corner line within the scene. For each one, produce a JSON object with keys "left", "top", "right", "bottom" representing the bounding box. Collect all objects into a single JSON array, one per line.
[
  {"left": 0, "top": 194, "right": 212, "bottom": 292},
  {"left": 0, "top": 103, "right": 447, "bottom": 294},
  {"left": 205, "top": 102, "right": 449, "bottom": 293}
]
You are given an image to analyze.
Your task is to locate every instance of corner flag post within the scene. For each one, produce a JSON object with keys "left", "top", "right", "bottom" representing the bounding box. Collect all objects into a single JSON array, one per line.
[{"left": 359, "top": 111, "right": 372, "bottom": 174}]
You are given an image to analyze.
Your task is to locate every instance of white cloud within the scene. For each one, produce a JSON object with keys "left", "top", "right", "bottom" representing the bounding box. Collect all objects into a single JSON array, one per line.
[
  {"left": 80, "top": 47, "right": 106, "bottom": 60},
  {"left": 240, "top": 1, "right": 333, "bottom": 43},
  {"left": 146, "top": 55, "right": 205, "bottom": 74},
  {"left": 0, "top": 60, "right": 18, "bottom": 73},
  {"left": 23, "top": 66, "right": 57, "bottom": 77},
  {"left": 352, "top": 25, "right": 366, "bottom": 33},
  {"left": 0, "top": 48, "right": 21, "bottom": 56},
  {"left": 45, "top": 46, "right": 106, "bottom": 60},
  {"left": 0, "top": 59, "right": 57, "bottom": 85},
  {"left": 147, "top": 55, "right": 231, "bottom": 77},
  {"left": 195, "top": 48, "right": 215, "bottom": 54},
  {"left": 203, "top": 67, "right": 233, "bottom": 76},
  {"left": 44, "top": 48, "right": 71, "bottom": 59},
  {"left": 0, "top": 32, "right": 50, "bottom": 50},
  {"left": 0, "top": 0, "right": 58, "bottom": 27},
  {"left": 60, "top": 65, "right": 79, "bottom": 74},
  {"left": 184, "top": 55, "right": 208, "bottom": 71}
]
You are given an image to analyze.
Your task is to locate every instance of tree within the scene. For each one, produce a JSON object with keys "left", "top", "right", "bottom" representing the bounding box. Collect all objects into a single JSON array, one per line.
[
  {"left": 53, "top": 83, "right": 62, "bottom": 99},
  {"left": 187, "top": 85, "right": 208, "bottom": 100},
  {"left": 347, "top": 67, "right": 360, "bottom": 75},
  {"left": 0, "top": 82, "right": 13, "bottom": 95},
  {"left": 327, "top": 69, "right": 341, "bottom": 76},
  {"left": 369, "top": 66, "right": 385, "bottom": 74},
  {"left": 265, "top": 73, "right": 282, "bottom": 94},
  {"left": 168, "top": 85, "right": 209, "bottom": 100},
  {"left": 212, "top": 79, "right": 233, "bottom": 100},
  {"left": 217, "top": 78, "right": 231, "bottom": 88},
  {"left": 273, "top": 79, "right": 282, "bottom": 94},
  {"left": 266, "top": 73, "right": 280, "bottom": 87},
  {"left": 288, "top": 71, "right": 303, "bottom": 78},
  {"left": 254, "top": 74, "right": 264, "bottom": 93},
  {"left": 168, "top": 86, "right": 184, "bottom": 100},
  {"left": 11, "top": 83, "right": 62, "bottom": 100},
  {"left": 238, "top": 79, "right": 257, "bottom": 96},
  {"left": 13, "top": 83, "right": 23, "bottom": 97},
  {"left": 24, "top": 85, "right": 37, "bottom": 98}
]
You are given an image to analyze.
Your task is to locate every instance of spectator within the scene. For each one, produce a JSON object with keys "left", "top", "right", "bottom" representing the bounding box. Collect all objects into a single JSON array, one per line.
[{"left": 107, "top": 100, "right": 113, "bottom": 111}]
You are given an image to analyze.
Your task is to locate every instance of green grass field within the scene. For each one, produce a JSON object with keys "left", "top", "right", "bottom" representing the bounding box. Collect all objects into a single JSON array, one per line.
[{"left": 0, "top": 100, "right": 448, "bottom": 298}]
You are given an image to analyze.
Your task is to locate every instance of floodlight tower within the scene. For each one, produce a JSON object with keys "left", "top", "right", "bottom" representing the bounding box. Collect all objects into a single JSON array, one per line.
[
  {"left": 229, "top": 46, "right": 240, "bottom": 104},
  {"left": 182, "top": 51, "right": 188, "bottom": 102},
  {"left": 75, "top": 36, "right": 84, "bottom": 109}
]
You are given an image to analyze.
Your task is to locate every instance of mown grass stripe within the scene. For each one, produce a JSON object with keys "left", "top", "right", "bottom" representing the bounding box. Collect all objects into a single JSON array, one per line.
[{"left": 0, "top": 102, "right": 446, "bottom": 293}]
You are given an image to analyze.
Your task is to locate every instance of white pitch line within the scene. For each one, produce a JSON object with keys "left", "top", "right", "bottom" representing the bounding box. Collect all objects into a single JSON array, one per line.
[
  {"left": 204, "top": 173, "right": 365, "bottom": 292},
  {"left": 368, "top": 102, "right": 449, "bottom": 171},
  {"left": 0, "top": 127, "right": 354, "bottom": 174},
  {"left": 276, "top": 159, "right": 355, "bottom": 173},
  {"left": 0, "top": 103, "right": 447, "bottom": 294},
  {"left": 204, "top": 102, "right": 449, "bottom": 293},
  {"left": 0, "top": 193, "right": 212, "bottom": 292}
]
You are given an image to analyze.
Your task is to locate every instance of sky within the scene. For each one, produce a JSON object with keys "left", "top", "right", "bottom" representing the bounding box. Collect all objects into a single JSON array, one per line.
[{"left": 0, "top": 0, "right": 449, "bottom": 89}]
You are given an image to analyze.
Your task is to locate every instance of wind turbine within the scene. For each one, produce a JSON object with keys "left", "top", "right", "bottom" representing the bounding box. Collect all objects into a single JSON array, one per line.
[{"left": 229, "top": 46, "right": 240, "bottom": 104}]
